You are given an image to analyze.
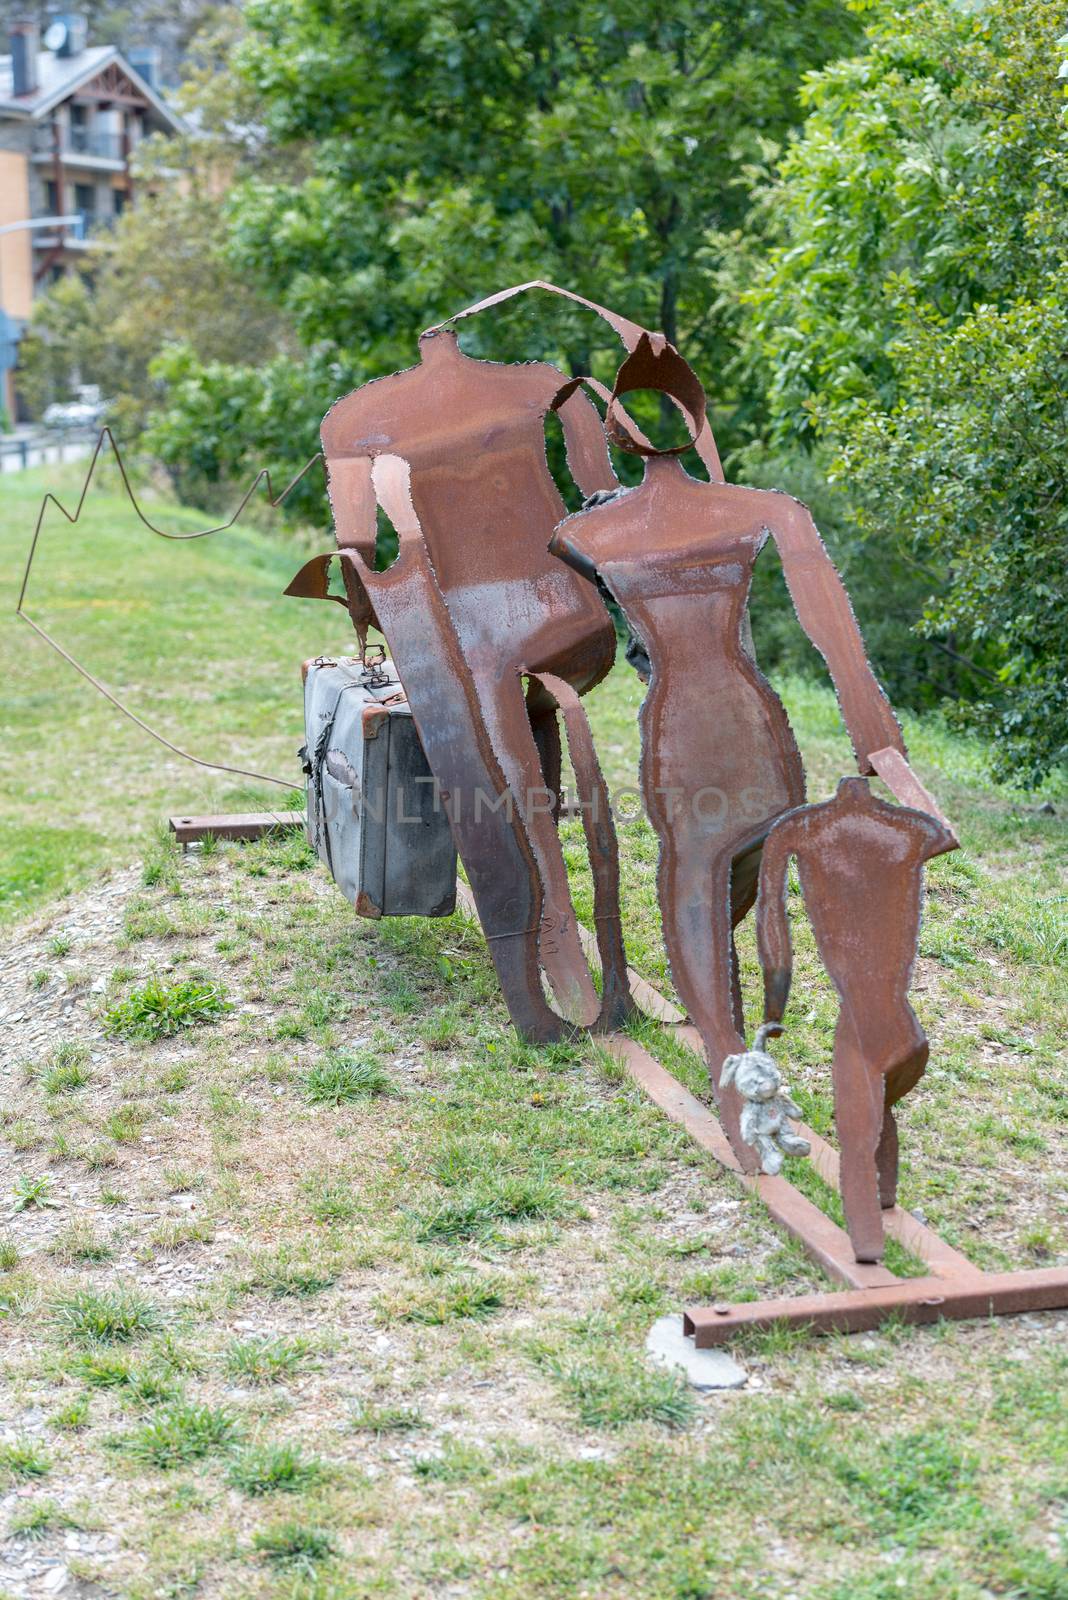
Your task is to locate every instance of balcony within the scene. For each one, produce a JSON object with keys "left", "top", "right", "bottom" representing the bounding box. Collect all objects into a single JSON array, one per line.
[
  {"left": 30, "top": 212, "right": 120, "bottom": 251},
  {"left": 32, "top": 126, "right": 126, "bottom": 169}
]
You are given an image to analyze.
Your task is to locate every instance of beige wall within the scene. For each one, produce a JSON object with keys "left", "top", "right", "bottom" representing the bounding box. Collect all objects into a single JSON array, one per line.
[{"left": 0, "top": 148, "right": 34, "bottom": 320}]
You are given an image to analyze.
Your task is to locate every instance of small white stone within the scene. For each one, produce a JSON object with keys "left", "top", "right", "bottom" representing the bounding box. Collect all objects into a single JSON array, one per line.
[
  {"left": 645, "top": 1315, "right": 747, "bottom": 1391},
  {"left": 43, "top": 1564, "right": 70, "bottom": 1593}
]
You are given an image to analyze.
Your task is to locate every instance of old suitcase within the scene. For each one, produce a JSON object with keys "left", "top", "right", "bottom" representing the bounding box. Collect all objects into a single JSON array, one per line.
[{"left": 301, "top": 654, "right": 457, "bottom": 919}]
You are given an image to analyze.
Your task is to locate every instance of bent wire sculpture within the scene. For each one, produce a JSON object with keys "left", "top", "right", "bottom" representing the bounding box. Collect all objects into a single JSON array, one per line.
[
  {"left": 757, "top": 778, "right": 957, "bottom": 1260},
  {"left": 25, "top": 277, "right": 1068, "bottom": 1337}
]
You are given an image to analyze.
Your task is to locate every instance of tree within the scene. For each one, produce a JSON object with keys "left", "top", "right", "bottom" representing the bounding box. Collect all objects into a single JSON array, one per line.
[
  {"left": 742, "top": 0, "right": 1068, "bottom": 780},
  {"left": 142, "top": 0, "right": 860, "bottom": 497}
]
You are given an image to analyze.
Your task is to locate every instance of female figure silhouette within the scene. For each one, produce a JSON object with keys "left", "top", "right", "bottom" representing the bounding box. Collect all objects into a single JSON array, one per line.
[{"left": 550, "top": 337, "right": 913, "bottom": 1168}]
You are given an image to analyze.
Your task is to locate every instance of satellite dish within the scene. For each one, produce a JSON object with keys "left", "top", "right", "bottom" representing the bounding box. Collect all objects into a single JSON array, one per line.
[{"left": 44, "top": 20, "right": 67, "bottom": 51}]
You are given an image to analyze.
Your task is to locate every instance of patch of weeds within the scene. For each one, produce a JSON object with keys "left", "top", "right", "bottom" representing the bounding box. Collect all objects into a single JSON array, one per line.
[
  {"left": 49, "top": 1393, "right": 91, "bottom": 1431},
  {"left": 412, "top": 1442, "right": 492, "bottom": 1484},
  {"left": 104, "top": 1105, "right": 148, "bottom": 1143},
  {"left": 49, "top": 1223, "right": 112, "bottom": 1265},
  {"left": 100, "top": 1188, "right": 127, "bottom": 1207},
  {"left": 0, "top": 1438, "right": 51, "bottom": 1482},
  {"left": 0, "top": 1270, "right": 35, "bottom": 1315},
  {"left": 0, "top": 1238, "right": 19, "bottom": 1272},
  {"left": 148, "top": 1218, "right": 215, "bottom": 1254},
  {"left": 159, "top": 1063, "right": 191, "bottom": 1094},
  {"left": 75, "top": 1350, "right": 133, "bottom": 1388},
  {"left": 7, "top": 1499, "right": 77, "bottom": 1540},
  {"left": 252, "top": 1522, "right": 338, "bottom": 1574},
  {"left": 825, "top": 1390, "right": 865, "bottom": 1414},
  {"left": 545, "top": 1352, "right": 696, "bottom": 1431},
  {"left": 83, "top": 1143, "right": 118, "bottom": 1171},
  {"left": 5, "top": 1119, "right": 41, "bottom": 1151},
  {"left": 348, "top": 1401, "right": 424, "bottom": 1436},
  {"left": 48, "top": 933, "right": 73, "bottom": 957},
  {"left": 395, "top": 1273, "right": 505, "bottom": 1325},
  {"left": 244, "top": 1247, "right": 338, "bottom": 1299},
  {"left": 301, "top": 1054, "right": 394, "bottom": 1105},
  {"left": 11, "top": 1173, "right": 59, "bottom": 1212},
  {"left": 162, "top": 1165, "right": 202, "bottom": 1195},
  {"left": 117, "top": 1402, "right": 238, "bottom": 1469},
  {"left": 102, "top": 978, "right": 230, "bottom": 1041},
  {"left": 53, "top": 1286, "right": 162, "bottom": 1344},
  {"left": 225, "top": 1336, "right": 313, "bottom": 1385},
  {"left": 410, "top": 1175, "right": 572, "bottom": 1243},
  {"left": 227, "top": 1443, "right": 328, "bottom": 1496},
  {"left": 40, "top": 1042, "right": 92, "bottom": 1095},
  {"left": 29, "top": 969, "right": 50, "bottom": 990},
  {"left": 835, "top": 1428, "right": 974, "bottom": 1533},
  {"left": 304, "top": 1177, "right": 360, "bottom": 1224}
]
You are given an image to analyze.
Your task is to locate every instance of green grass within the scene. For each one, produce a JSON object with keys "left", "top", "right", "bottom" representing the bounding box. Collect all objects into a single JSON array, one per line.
[
  {"left": 1, "top": 472, "right": 1066, "bottom": 1600},
  {"left": 115, "top": 1402, "right": 238, "bottom": 1469},
  {"left": 301, "top": 1053, "right": 394, "bottom": 1104},
  {"left": 6, "top": 1498, "right": 77, "bottom": 1539},
  {"left": 53, "top": 1286, "right": 163, "bottom": 1344},
  {"left": 251, "top": 1521, "right": 338, "bottom": 1573},
  {"left": 0, "top": 462, "right": 327, "bottom": 924},
  {"left": 0, "top": 1438, "right": 51, "bottom": 1482},
  {"left": 226, "top": 1442, "right": 328, "bottom": 1496},
  {"left": 224, "top": 1335, "right": 314, "bottom": 1384},
  {"left": 101, "top": 977, "right": 231, "bottom": 1039}
]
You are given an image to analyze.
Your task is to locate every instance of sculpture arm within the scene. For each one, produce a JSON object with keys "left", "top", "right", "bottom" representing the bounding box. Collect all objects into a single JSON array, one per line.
[
  {"left": 323, "top": 452, "right": 379, "bottom": 642},
  {"left": 555, "top": 384, "right": 618, "bottom": 499},
  {"left": 768, "top": 497, "right": 906, "bottom": 775},
  {"left": 756, "top": 821, "right": 796, "bottom": 1025}
]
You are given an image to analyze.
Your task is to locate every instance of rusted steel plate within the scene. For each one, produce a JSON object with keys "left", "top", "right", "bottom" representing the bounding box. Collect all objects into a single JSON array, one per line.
[
  {"left": 604, "top": 1034, "right": 897, "bottom": 1292},
  {"left": 667, "top": 1021, "right": 982, "bottom": 1283},
  {"left": 315, "top": 332, "right": 621, "bottom": 1031},
  {"left": 169, "top": 812, "right": 304, "bottom": 845},
  {"left": 758, "top": 778, "right": 957, "bottom": 1261},
  {"left": 684, "top": 1268, "right": 1068, "bottom": 1346},
  {"left": 549, "top": 334, "right": 924, "bottom": 1172}
]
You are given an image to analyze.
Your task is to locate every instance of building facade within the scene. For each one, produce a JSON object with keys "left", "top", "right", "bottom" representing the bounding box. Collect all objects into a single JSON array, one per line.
[{"left": 0, "top": 16, "right": 184, "bottom": 418}]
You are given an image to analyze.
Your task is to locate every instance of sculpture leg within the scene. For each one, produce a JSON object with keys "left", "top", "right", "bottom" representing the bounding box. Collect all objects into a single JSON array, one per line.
[
  {"left": 527, "top": 693, "right": 563, "bottom": 824},
  {"left": 349, "top": 534, "right": 567, "bottom": 1045},
  {"left": 472, "top": 664, "right": 601, "bottom": 1026},
  {"left": 530, "top": 670, "right": 635, "bottom": 1034},
  {"left": 658, "top": 835, "right": 759, "bottom": 1173},
  {"left": 875, "top": 1009, "right": 929, "bottom": 1210},
  {"left": 832, "top": 1007, "right": 888, "bottom": 1262}
]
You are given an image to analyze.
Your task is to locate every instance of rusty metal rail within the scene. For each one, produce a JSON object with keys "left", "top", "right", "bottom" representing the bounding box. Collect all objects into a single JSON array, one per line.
[{"left": 457, "top": 881, "right": 1068, "bottom": 1341}]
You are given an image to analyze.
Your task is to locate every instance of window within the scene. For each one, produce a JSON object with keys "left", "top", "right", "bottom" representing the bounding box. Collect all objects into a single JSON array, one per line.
[
  {"left": 44, "top": 180, "right": 59, "bottom": 214},
  {"left": 74, "top": 183, "right": 96, "bottom": 217}
]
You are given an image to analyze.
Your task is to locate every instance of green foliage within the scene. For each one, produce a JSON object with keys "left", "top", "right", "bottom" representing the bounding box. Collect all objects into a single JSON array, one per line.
[
  {"left": 252, "top": 1521, "right": 338, "bottom": 1572},
  {"left": 102, "top": 977, "right": 231, "bottom": 1040},
  {"left": 0, "top": 1438, "right": 51, "bottom": 1482},
  {"left": 301, "top": 1054, "right": 393, "bottom": 1105},
  {"left": 227, "top": 1442, "right": 327, "bottom": 1495},
  {"left": 10, "top": 1173, "right": 58, "bottom": 1212},
  {"left": 224, "top": 1335, "right": 314, "bottom": 1383},
  {"left": 52, "top": 1287, "right": 163, "bottom": 1344},
  {"left": 744, "top": 0, "right": 1068, "bottom": 778},
  {"left": 116, "top": 1402, "right": 239, "bottom": 1468},
  {"left": 545, "top": 1352, "right": 696, "bottom": 1431},
  {"left": 143, "top": 0, "right": 860, "bottom": 501}
]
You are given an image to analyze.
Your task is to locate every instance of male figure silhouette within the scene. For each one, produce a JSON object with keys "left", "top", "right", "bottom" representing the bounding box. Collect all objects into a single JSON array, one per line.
[
  {"left": 757, "top": 777, "right": 956, "bottom": 1260},
  {"left": 287, "top": 324, "right": 637, "bottom": 1037}
]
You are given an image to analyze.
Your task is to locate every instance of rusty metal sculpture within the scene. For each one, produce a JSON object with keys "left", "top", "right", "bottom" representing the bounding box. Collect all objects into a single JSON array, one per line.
[
  {"left": 19, "top": 279, "right": 1068, "bottom": 1343},
  {"left": 549, "top": 333, "right": 925, "bottom": 1169},
  {"left": 757, "top": 778, "right": 956, "bottom": 1260}
]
